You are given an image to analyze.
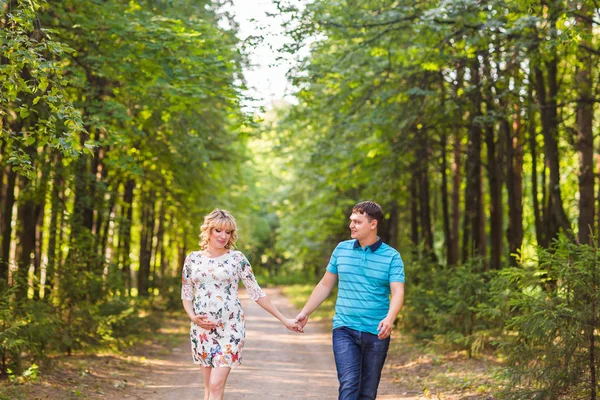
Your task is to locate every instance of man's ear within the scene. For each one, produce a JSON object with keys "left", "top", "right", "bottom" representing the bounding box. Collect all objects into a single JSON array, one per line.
[{"left": 371, "top": 219, "right": 378, "bottom": 230}]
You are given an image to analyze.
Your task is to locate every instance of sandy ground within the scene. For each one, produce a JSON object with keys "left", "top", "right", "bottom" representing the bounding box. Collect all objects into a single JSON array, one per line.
[{"left": 128, "top": 287, "right": 406, "bottom": 400}]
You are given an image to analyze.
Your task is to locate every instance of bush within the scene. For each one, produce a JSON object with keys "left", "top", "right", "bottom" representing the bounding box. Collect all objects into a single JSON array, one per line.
[
  {"left": 431, "top": 260, "right": 501, "bottom": 358},
  {"left": 402, "top": 258, "right": 505, "bottom": 358},
  {"left": 501, "top": 236, "right": 600, "bottom": 399}
]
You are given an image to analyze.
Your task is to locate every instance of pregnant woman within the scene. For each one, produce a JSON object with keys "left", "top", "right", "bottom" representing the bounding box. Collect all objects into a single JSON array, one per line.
[{"left": 181, "top": 209, "right": 300, "bottom": 400}]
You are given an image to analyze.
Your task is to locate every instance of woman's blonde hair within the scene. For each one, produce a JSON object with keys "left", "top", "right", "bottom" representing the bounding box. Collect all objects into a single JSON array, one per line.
[{"left": 199, "top": 209, "right": 238, "bottom": 250}]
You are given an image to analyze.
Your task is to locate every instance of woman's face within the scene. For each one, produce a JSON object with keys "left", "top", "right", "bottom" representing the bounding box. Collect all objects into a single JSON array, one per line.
[{"left": 209, "top": 226, "right": 233, "bottom": 250}]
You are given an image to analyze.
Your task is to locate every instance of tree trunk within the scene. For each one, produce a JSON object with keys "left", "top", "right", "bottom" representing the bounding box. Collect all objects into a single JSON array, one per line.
[
  {"left": 528, "top": 81, "right": 544, "bottom": 247},
  {"left": 410, "top": 170, "right": 419, "bottom": 248},
  {"left": 485, "top": 122, "right": 503, "bottom": 270},
  {"left": 46, "top": 153, "right": 64, "bottom": 297},
  {"left": 441, "top": 131, "right": 452, "bottom": 266},
  {"left": 504, "top": 107, "right": 524, "bottom": 266},
  {"left": 451, "top": 130, "right": 462, "bottom": 266},
  {"left": 120, "top": 179, "right": 135, "bottom": 295},
  {"left": 90, "top": 148, "right": 110, "bottom": 283},
  {"left": 481, "top": 53, "right": 503, "bottom": 270},
  {"left": 463, "top": 56, "right": 485, "bottom": 263},
  {"left": 100, "top": 187, "right": 117, "bottom": 271},
  {"left": 33, "top": 150, "right": 51, "bottom": 299},
  {"left": 0, "top": 139, "right": 5, "bottom": 243},
  {"left": 384, "top": 136, "right": 401, "bottom": 249},
  {"left": 178, "top": 233, "right": 187, "bottom": 278},
  {"left": 159, "top": 222, "right": 169, "bottom": 282},
  {"left": 576, "top": 4, "right": 594, "bottom": 245},
  {"left": 138, "top": 190, "right": 155, "bottom": 297},
  {"left": 385, "top": 201, "right": 399, "bottom": 254},
  {"left": 416, "top": 130, "right": 436, "bottom": 261},
  {"left": 152, "top": 200, "right": 166, "bottom": 291},
  {"left": 14, "top": 175, "right": 37, "bottom": 299},
  {"left": 532, "top": 9, "right": 573, "bottom": 243},
  {"left": 448, "top": 63, "right": 465, "bottom": 265},
  {"left": 1, "top": 167, "right": 16, "bottom": 282}
]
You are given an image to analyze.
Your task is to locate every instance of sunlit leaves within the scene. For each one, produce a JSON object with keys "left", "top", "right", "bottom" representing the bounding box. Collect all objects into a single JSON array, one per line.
[{"left": 1, "top": 0, "right": 85, "bottom": 177}]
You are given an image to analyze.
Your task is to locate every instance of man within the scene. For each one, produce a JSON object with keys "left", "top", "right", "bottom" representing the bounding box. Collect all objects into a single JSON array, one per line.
[{"left": 295, "top": 201, "right": 405, "bottom": 400}]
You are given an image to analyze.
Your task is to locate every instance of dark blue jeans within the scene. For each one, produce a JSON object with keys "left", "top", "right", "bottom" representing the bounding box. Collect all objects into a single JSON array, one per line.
[{"left": 332, "top": 326, "right": 390, "bottom": 400}]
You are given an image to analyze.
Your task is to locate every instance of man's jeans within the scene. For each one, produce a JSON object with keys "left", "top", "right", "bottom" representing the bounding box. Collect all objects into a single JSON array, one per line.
[{"left": 332, "top": 326, "right": 390, "bottom": 400}]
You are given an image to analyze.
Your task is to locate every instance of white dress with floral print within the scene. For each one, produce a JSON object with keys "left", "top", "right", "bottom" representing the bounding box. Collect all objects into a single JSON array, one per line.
[{"left": 181, "top": 250, "right": 266, "bottom": 368}]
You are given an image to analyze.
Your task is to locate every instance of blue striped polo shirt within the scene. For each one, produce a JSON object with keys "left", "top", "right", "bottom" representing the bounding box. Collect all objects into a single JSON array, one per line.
[{"left": 326, "top": 238, "right": 405, "bottom": 335}]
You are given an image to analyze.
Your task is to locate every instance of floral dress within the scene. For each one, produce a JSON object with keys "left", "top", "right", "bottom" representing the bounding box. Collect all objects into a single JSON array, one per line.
[{"left": 181, "top": 250, "right": 266, "bottom": 368}]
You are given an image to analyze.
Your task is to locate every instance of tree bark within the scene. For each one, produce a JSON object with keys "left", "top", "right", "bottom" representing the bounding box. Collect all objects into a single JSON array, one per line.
[
  {"left": 0, "top": 138, "right": 5, "bottom": 243},
  {"left": 120, "top": 179, "right": 135, "bottom": 294},
  {"left": 46, "top": 153, "right": 64, "bottom": 297},
  {"left": 138, "top": 190, "right": 156, "bottom": 297},
  {"left": 1, "top": 167, "right": 16, "bottom": 282},
  {"left": 463, "top": 56, "right": 485, "bottom": 263},
  {"left": 441, "top": 131, "right": 452, "bottom": 266},
  {"left": 576, "top": 3, "right": 594, "bottom": 245},
  {"left": 528, "top": 81, "right": 544, "bottom": 247},
  {"left": 152, "top": 200, "right": 166, "bottom": 291},
  {"left": 504, "top": 106, "right": 524, "bottom": 266},
  {"left": 416, "top": 130, "right": 436, "bottom": 261},
  {"left": 532, "top": 7, "right": 573, "bottom": 243},
  {"left": 14, "top": 174, "right": 37, "bottom": 299},
  {"left": 410, "top": 169, "right": 419, "bottom": 248},
  {"left": 485, "top": 122, "right": 503, "bottom": 270},
  {"left": 451, "top": 130, "right": 462, "bottom": 265},
  {"left": 33, "top": 149, "right": 51, "bottom": 299}
]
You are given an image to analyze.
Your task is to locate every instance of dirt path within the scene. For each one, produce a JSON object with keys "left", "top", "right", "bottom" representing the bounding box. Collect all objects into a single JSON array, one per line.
[{"left": 129, "top": 288, "right": 405, "bottom": 399}]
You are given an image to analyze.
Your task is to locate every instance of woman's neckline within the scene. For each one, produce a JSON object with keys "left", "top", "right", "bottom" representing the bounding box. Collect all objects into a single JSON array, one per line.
[{"left": 201, "top": 249, "right": 233, "bottom": 259}]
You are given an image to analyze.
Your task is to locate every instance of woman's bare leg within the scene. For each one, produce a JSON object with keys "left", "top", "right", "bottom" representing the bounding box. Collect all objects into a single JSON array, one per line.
[
  {"left": 201, "top": 366, "right": 212, "bottom": 400},
  {"left": 208, "top": 366, "right": 231, "bottom": 400}
]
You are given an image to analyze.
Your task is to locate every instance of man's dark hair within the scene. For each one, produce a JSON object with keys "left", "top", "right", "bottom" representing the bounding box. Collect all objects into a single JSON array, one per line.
[{"left": 352, "top": 201, "right": 384, "bottom": 224}]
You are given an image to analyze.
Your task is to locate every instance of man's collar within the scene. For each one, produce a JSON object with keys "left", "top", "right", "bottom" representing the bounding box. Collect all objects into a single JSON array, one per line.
[{"left": 353, "top": 237, "right": 383, "bottom": 252}]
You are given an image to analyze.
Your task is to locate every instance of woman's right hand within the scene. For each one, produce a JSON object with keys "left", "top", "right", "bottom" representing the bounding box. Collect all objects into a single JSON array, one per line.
[{"left": 191, "top": 314, "right": 217, "bottom": 330}]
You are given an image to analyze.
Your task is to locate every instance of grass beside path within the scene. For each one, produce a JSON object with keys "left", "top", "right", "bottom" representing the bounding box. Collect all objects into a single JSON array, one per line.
[{"left": 281, "top": 284, "right": 502, "bottom": 400}]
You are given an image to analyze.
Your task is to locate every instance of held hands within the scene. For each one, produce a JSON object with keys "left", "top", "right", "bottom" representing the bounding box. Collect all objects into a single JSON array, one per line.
[
  {"left": 282, "top": 318, "right": 303, "bottom": 333},
  {"left": 191, "top": 314, "right": 217, "bottom": 330},
  {"left": 293, "top": 312, "right": 308, "bottom": 333},
  {"left": 377, "top": 316, "right": 395, "bottom": 340}
]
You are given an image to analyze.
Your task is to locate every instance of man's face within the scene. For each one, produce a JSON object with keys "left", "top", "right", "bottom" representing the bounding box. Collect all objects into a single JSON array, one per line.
[{"left": 349, "top": 212, "right": 376, "bottom": 241}]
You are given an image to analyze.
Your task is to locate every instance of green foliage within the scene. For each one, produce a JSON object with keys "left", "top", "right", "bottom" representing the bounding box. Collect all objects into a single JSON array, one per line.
[
  {"left": 96, "top": 297, "right": 161, "bottom": 348},
  {"left": 161, "top": 276, "right": 186, "bottom": 311},
  {"left": 0, "top": 0, "right": 85, "bottom": 176},
  {"left": 0, "top": 282, "right": 25, "bottom": 376},
  {"left": 431, "top": 260, "right": 498, "bottom": 358},
  {"left": 19, "top": 300, "right": 61, "bottom": 362},
  {"left": 501, "top": 236, "right": 600, "bottom": 399},
  {"left": 402, "top": 258, "right": 506, "bottom": 358},
  {"left": 7, "top": 363, "right": 38, "bottom": 385}
]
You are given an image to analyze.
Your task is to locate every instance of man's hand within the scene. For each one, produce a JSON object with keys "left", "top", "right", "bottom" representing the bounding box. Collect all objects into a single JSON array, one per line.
[
  {"left": 294, "top": 312, "right": 309, "bottom": 330},
  {"left": 283, "top": 318, "right": 304, "bottom": 333},
  {"left": 191, "top": 314, "right": 217, "bottom": 330},
  {"left": 377, "top": 317, "right": 395, "bottom": 340}
]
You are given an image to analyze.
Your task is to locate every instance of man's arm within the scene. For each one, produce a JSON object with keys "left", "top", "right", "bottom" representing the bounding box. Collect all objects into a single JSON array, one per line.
[
  {"left": 377, "top": 282, "right": 404, "bottom": 339},
  {"left": 294, "top": 271, "right": 338, "bottom": 329}
]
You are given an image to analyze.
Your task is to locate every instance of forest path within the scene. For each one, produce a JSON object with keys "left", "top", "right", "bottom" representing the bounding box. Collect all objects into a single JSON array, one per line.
[{"left": 128, "top": 288, "right": 408, "bottom": 399}]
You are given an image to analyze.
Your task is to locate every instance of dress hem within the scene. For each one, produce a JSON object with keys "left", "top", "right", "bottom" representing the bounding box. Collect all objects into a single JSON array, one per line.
[{"left": 192, "top": 360, "right": 242, "bottom": 369}]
